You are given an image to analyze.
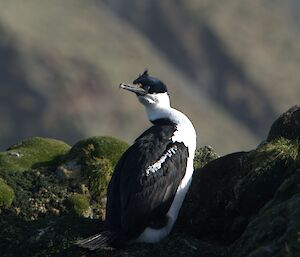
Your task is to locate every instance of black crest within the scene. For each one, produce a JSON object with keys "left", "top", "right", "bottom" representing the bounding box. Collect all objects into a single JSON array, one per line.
[{"left": 133, "top": 70, "right": 168, "bottom": 94}]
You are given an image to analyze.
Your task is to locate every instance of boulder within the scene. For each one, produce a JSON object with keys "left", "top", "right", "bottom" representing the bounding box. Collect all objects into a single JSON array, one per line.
[{"left": 267, "top": 105, "right": 300, "bottom": 141}]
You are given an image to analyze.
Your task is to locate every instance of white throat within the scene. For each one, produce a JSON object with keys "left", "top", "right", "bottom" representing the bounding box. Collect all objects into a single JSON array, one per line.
[
  {"left": 138, "top": 93, "right": 181, "bottom": 123},
  {"left": 138, "top": 92, "right": 197, "bottom": 150},
  {"left": 138, "top": 92, "right": 170, "bottom": 109}
]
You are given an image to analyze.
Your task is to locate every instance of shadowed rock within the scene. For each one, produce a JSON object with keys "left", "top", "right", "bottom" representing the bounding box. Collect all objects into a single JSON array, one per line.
[{"left": 267, "top": 105, "right": 300, "bottom": 141}]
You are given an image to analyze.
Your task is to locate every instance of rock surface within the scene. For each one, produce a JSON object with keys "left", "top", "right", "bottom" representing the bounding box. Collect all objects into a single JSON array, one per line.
[
  {"left": 0, "top": 108, "right": 299, "bottom": 257},
  {"left": 267, "top": 105, "right": 300, "bottom": 141}
]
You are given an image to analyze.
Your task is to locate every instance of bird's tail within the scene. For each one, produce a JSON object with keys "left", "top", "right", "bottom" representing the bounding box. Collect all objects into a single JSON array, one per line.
[{"left": 76, "top": 231, "right": 117, "bottom": 250}]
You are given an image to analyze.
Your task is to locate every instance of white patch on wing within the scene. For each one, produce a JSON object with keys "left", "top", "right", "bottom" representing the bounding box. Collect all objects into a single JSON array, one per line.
[{"left": 145, "top": 145, "right": 178, "bottom": 176}]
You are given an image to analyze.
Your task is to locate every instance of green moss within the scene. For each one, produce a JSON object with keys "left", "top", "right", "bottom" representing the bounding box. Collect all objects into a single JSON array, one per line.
[
  {"left": 194, "top": 145, "right": 219, "bottom": 170},
  {"left": 233, "top": 138, "right": 300, "bottom": 216},
  {"left": 249, "top": 137, "right": 299, "bottom": 172},
  {"left": 64, "top": 137, "right": 128, "bottom": 217},
  {"left": 68, "top": 143, "right": 114, "bottom": 219},
  {"left": 67, "top": 136, "right": 129, "bottom": 168},
  {"left": 0, "top": 178, "right": 14, "bottom": 209},
  {"left": 0, "top": 137, "right": 71, "bottom": 173},
  {"left": 86, "top": 157, "right": 113, "bottom": 200},
  {"left": 66, "top": 194, "right": 91, "bottom": 217}
]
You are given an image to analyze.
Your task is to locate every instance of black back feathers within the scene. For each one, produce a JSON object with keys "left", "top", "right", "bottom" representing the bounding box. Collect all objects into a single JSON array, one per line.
[
  {"left": 133, "top": 70, "right": 168, "bottom": 94},
  {"left": 105, "top": 124, "right": 189, "bottom": 243}
]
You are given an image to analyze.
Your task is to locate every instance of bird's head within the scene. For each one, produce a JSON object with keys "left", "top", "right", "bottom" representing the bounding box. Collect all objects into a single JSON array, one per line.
[{"left": 119, "top": 70, "right": 170, "bottom": 108}]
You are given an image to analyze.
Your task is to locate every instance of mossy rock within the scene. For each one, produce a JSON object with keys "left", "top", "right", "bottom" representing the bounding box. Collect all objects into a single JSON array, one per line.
[
  {"left": 251, "top": 137, "right": 299, "bottom": 168},
  {"left": 67, "top": 136, "right": 129, "bottom": 168},
  {"left": 0, "top": 178, "right": 14, "bottom": 209},
  {"left": 66, "top": 193, "right": 91, "bottom": 218},
  {"left": 86, "top": 157, "right": 113, "bottom": 200},
  {"left": 231, "top": 163, "right": 300, "bottom": 257},
  {"left": 267, "top": 105, "right": 300, "bottom": 141},
  {"left": 64, "top": 136, "right": 128, "bottom": 208},
  {"left": 0, "top": 168, "right": 71, "bottom": 220},
  {"left": 235, "top": 137, "right": 300, "bottom": 216},
  {"left": 179, "top": 136, "right": 300, "bottom": 256},
  {"left": 194, "top": 145, "right": 219, "bottom": 170},
  {"left": 0, "top": 137, "right": 71, "bottom": 173}
]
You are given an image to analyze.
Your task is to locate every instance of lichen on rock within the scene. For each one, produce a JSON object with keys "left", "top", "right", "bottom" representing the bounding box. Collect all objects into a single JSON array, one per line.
[{"left": 1, "top": 168, "right": 70, "bottom": 220}]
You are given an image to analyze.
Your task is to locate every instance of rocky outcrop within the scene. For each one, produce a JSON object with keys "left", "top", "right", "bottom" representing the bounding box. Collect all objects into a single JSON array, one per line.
[
  {"left": 267, "top": 105, "right": 300, "bottom": 141},
  {"left": 0, "top": 107, "right": 299, "bottom": 257}
]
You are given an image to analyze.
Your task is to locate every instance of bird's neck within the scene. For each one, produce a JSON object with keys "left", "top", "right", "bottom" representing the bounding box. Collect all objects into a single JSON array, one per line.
[
  {"left": 146, "top": 104, "right": 197, "bottom": 155},
  {"left": 146, "top": 105, "right": 191, "bottom": 126}
]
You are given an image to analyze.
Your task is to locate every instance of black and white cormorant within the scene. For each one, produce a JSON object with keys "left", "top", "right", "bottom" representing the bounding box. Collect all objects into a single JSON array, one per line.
[{"left": 77, "top": 70, "right": 197, "bottom": 250}]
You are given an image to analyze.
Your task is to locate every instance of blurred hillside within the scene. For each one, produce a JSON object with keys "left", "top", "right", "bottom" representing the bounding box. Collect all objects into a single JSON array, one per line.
[{"left": 0, "top": 0, "right": 299, "bottom": 154}]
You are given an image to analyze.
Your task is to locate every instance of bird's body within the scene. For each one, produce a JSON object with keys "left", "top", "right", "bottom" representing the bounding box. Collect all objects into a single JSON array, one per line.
[{"left": 77, "top": 71, "right": 196, "bottom": 250}]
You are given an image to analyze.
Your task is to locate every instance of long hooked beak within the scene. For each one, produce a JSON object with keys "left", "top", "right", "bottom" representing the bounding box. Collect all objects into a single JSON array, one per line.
[{"left": 119, "top": 83, "right": 147, "bottom": 95}]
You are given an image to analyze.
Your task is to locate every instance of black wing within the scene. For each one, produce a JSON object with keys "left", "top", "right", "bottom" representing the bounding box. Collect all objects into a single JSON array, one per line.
[{"left": 105, "top": 125, "right": 189, "bottom": 242}]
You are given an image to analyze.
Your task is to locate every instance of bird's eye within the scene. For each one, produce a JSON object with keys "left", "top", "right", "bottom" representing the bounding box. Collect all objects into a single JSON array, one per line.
[{"left": 143, "top": 84, "right": 150, "bottom": 92}]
